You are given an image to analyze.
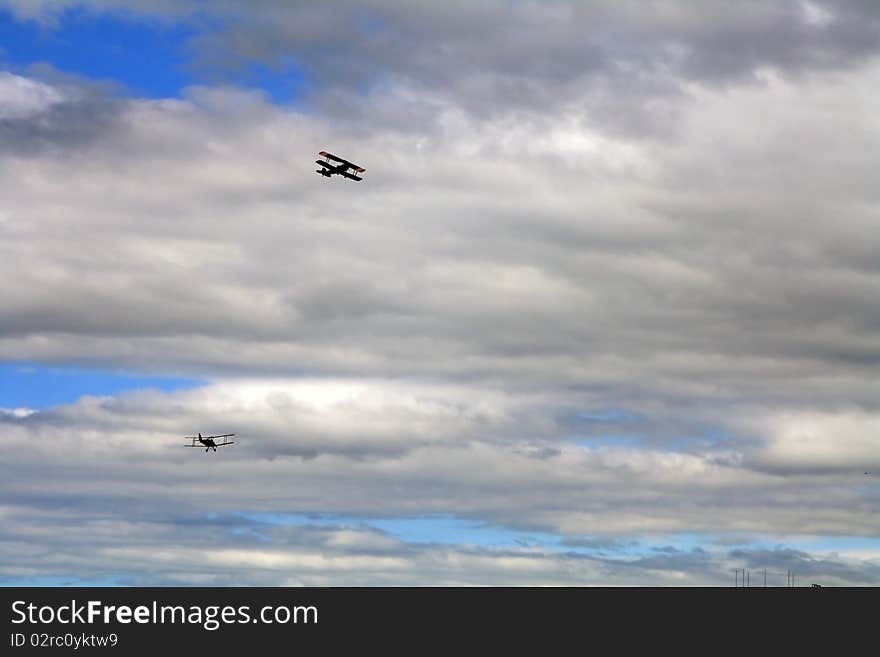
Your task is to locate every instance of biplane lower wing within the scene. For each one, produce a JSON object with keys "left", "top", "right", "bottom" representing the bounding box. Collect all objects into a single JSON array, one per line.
[
  {"left": 185, "top": 441, "right": 234, "bottom": 447},
  {"left": 340, "top": 170, "right": 363, "bottom": 181}
]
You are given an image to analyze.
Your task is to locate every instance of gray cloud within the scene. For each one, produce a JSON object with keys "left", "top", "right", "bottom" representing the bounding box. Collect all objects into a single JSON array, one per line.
[
  {"left": 6, "top": 1, "right": 880, "bottom": 135},
  {"left": 2, "top": 499, "right": 877, "bottom": 585},
  {"left": 0, "top": 68, "right": 126, "bottom": 154},
  {"left": 172, "top": 2, "right": 880, "bottom": 128},
  {"left": 2, "top": 2, "right": 880, "bottom": 584},
  {"left": 1, "top": 383, "right": 878, "bottom": 546},
  {"left": 3, "top": 66, "right": 880, "bottom": 411}
]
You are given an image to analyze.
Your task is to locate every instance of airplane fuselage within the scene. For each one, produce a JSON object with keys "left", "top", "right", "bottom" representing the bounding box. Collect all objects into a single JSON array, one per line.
[
  {"left": 187, "top": 432, "right": 232, "bottom": 452},
  {"left": 316, "top": 162, "right": 349, "bottom": 177}
]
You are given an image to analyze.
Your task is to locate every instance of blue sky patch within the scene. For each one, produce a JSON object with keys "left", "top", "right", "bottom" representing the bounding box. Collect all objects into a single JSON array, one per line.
[
  {"left": 232, "top": 512, "right": 730, "bottom": 559},
  {"left": 240, "top": 512, "right": 566, "bottom": 550},
  {"left": 0, "top": 6, "right": 309, "bottom": 103},
  {"left": 0, "top": 362, "right": 203, "bottom": 409},
  {"left": 0, "top": 7, "right": 194, "bottom": 98}
]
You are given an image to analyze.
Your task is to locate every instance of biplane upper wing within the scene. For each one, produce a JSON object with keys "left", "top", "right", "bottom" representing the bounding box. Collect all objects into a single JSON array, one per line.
[{"left": 319, "top": 151, "right": 365, "bottom": 174}]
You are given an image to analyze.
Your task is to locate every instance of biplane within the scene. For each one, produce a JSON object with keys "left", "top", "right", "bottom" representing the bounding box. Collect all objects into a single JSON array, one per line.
[
  {"left": 315, "top": 150, "right": 366, "bottom": 181},
  {"left": 185, "top": 432, "right": 235, "bottom": 452}
]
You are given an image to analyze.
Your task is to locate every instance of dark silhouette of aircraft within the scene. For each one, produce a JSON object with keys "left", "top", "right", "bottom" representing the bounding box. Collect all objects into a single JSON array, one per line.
[
  {"left": 315, "top": 150, "right": 365, "bottom": 180},
  {"left": 185, "top": 433, "right": 235, "bottom": 452}
]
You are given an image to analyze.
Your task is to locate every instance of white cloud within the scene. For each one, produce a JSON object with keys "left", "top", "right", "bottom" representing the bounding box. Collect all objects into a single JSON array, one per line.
[
  {"left": 0, "top": 72, "right": 64, "bottom": 119},
  {"left": 801, "top": 1, "right": 835, "bottom": 28},
  {"left": 0, "top": 407, "right": 37, "bottom": 418},
  {"left": 744, "top": 410, "right": 880, "bottom": 473}
]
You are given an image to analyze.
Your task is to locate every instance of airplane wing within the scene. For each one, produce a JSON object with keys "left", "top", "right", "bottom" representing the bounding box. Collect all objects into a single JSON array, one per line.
[
  {"left": 319, "top": 150, "right": 345, "bottom": 163},
  {"left": 320, "top": 151, "right": 365, "bottom": 172},
  {"left": 184, "top": 440, "right": 235, "bottom": 447},
  {"left": 315, "top": 159, "right": 336, "bottom": 169},
  {"left": 185, "top": 433, "right": 235, "bottom": 447},
  {"left": 340, "top": 170, "right": 363, "bottom": 181},
  {"left": 184, "top": 442, "right": 234, "bottom": 447}
]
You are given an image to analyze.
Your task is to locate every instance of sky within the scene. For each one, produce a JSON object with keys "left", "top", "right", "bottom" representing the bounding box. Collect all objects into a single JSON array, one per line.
[{"left": 1, "top": 0, "right": 879, "bottom": 586}]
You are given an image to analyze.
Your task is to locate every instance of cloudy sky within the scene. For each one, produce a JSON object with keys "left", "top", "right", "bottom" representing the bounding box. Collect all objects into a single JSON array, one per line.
[{"left": 1, "top": 0, "right": 879, "bottom": 586}]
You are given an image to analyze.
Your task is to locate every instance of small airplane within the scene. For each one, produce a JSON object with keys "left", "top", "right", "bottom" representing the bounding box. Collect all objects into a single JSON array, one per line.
[
  {"left": 185, "top": 432, "right": 235, "bottom": 452},
  {"left": 315, "top": 150, "right": 366, "bottom": 181}
]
